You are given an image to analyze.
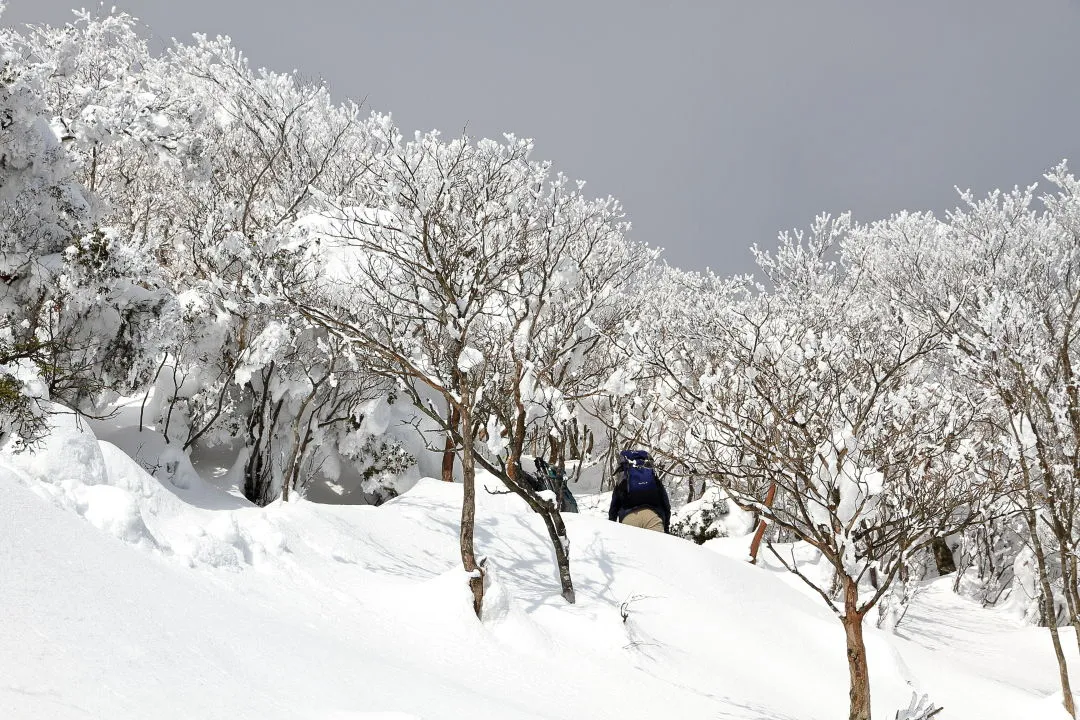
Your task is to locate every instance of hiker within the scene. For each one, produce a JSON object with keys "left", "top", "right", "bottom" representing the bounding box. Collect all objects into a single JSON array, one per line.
[
  {"left": 608, "top": 449, "right": 671, "bottom": 533},
  {"left": 533, "top": 457, "right": 578, "bottom": 513}
]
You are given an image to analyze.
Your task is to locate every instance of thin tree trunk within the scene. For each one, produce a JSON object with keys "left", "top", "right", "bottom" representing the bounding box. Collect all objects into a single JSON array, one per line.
[
  {"left": 842, "top": 574, "right": 872, "bottom": 720},
  {"left": 545, "top": 507, "right": 576, "bottom": 602},
  {"left": 282, "top": 403, "right": 319, "bottom": 502},
  {"left": 566, "top": 419, "right": 580, "bottom": 460},
  {"left": 749, "top": 482, "right": 777, "bottom": 564},
  {"left": 282, "top": 389, "right": 317, "bottom": 503},
  {"left": 1058, "top": 336, "right": 1080, "bottom": 661},
  {"left": 285, "top": 420, "right": 316, "bottom": 500},
  {"left": 161, "top": 360, "right": 184, "bottom": 443},
  {"left": 442, "top": 406, "right": 460, "bottom": 482},
  {"left": 1026, "top": 510, "right": 1076, "bottom": 718},
  {"left": 548, "top": 435, "right": 562, "bottom": 465},
  {"left": 1053, "top": 533, "right": 1080, "bottom": 665},
  {"left": 457, "top": 396, "right": 484, "bottom": 618},
  {"left": 1068, "top": 553, "right": 1080, "bottom": 663}
]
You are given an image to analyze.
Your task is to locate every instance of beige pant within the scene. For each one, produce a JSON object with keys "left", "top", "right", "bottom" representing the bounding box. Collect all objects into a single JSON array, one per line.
[{"left": 621, "top": 507, "right": 665, "bottom": 532}]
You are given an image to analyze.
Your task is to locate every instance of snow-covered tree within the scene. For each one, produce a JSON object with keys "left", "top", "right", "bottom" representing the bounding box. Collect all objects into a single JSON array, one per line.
[
  {"left": 638, "top": 216, "right": 993, "bottom": 720},
  {"left": 289, "top": 131, "right": 553, "bottom": 615},
  {"left": 867, "top": 171, "right": 1080, "bottom": 718},
  {"left": 144, "top": 33, "right": 388, "bottom": 504},
  {"left": 6, "top": 9, "right": 181, "bottom": 409},
  {"left": 0, "top": 8, "right": 98, "bottom": 446},
  {"left": 469, "top": 173, "right": 654, "bottom": 603}
]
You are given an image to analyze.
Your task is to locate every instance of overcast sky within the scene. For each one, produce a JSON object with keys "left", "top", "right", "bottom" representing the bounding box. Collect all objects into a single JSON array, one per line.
[{"left": 5, "top": 1, "right": 1080, "bottom": 275}]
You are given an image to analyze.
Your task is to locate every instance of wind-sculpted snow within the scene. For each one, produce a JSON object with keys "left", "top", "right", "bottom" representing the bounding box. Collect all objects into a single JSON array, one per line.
[
  {"left": 0, "top": 406, "right": 157, "bottom": 550},
  {"left": 2, "top": 408, "right": 292, "bottom": 571}
]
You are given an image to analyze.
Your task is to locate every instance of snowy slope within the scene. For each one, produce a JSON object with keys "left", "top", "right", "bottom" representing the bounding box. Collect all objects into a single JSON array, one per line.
[{"left": 0, "top": 411, "right": 1073, "bottom": 720}]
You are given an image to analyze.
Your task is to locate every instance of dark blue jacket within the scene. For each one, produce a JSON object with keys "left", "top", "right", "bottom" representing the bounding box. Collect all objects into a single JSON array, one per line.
[{"left": 608, "top": 469, "right": 671, "bottom": 532}]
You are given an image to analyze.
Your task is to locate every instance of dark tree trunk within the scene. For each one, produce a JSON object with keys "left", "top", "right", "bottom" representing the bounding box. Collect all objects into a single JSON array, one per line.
[
  {"left": 548, "top": 435, "right": 562, "bottom": 465},
  {"left": 931, "top": 536, "right": 957, "bottom": 575},
  {"left": 242, "top": 371, "right": 284, "bottom": 507},
  {"left": 441, "top": 406, "right": 460, "bottom": 482}
]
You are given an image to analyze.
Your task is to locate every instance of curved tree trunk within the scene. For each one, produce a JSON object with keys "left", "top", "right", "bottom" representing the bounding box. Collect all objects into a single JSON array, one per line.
[
  {"left": 545, "top": 507, "right": 576, "bottom": 603},
  {"left": 477, "top": 451, "right": 576, "bottom": 604},
  {"left": 495, "top": 360, "right": 576, "bottom": 604}
]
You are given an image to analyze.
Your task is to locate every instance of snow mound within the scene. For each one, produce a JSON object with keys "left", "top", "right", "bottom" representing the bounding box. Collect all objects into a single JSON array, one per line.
[
  {"left": 177, "top": 511, "right": 289, "bottom": 569},
  {"left": 70, "top": 482, "right": 157, "bottom": 549},
  {"left": 2, "top": 408, "right": 300, "bottom": 571},
  {"left": 90, "top": 416, "right": 207, "bottom": 494},
  {"left": 1, "top": 407, "right": 158, "bottom": 549},
  {"left": 3, "top": 403, "right": 109, "bottom": 487}
]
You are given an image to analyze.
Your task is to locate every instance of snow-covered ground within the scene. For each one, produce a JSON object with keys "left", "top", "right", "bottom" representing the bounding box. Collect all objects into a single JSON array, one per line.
[{"left": 1, "top": 409, "right": 1075, "bottom": 719}]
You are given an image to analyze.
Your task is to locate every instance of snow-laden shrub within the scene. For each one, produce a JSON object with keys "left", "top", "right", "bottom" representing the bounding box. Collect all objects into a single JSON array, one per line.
[
  {"left": 670, "top": 486, "right": 754, "bottom": 545},
  {"left": 346, "top": 434, "right": 416, "bottom": 505},
  {"left": 0, "top": 368, "right": 45, "bottom": 449}
]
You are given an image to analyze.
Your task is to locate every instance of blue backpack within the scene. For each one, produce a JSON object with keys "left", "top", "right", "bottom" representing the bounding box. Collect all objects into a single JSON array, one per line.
[{"left": 618, "top": 450, "right": 661, "bottom": 504}]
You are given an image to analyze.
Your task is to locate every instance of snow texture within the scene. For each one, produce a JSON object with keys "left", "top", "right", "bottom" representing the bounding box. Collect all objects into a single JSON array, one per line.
[{"left": 1, "top": 416, "right": 1072, "bottom": 720}]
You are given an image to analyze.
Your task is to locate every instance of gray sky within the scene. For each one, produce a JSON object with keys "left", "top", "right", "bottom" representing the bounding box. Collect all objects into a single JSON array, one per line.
[{"left": 6, "top": 1, "right": 1080, "bottom": 276}]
